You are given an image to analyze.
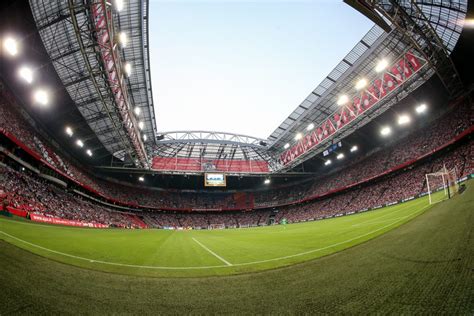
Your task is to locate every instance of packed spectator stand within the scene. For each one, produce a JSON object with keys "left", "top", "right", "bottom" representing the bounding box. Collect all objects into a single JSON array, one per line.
[{"left": 0, "top": 86, "right": 473, "bottom": 229}]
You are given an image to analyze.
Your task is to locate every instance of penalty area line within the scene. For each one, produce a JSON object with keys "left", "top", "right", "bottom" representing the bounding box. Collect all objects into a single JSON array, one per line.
[{"left": 192, "top": 237, "right": 233, "bottom": 266}]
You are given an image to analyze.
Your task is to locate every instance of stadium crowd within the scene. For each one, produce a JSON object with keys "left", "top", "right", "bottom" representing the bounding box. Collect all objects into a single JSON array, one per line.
[
  {"left": 0, "top": 165, "right": 146, "bottom": 228},
  {"left": 1, "top": 85, "right": 473, "bottom": 228},
  {"left": 0, "top": 137, "right": 471, "bottom": 229}
]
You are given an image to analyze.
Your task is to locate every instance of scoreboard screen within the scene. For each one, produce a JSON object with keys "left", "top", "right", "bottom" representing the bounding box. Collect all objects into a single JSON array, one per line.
[{"left": 204, "top": 173, "right": 226, "bottom": 187}]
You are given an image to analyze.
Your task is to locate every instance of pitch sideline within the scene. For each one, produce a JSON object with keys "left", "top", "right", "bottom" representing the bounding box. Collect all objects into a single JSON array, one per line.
[{"left": 0, "top": 204, "right": 431, "bottom": 270}]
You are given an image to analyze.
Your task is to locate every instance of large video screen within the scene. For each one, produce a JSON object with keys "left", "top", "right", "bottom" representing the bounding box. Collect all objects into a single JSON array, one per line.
[{"left": 204, "top": 173, "right": 226, "bottom": 187}]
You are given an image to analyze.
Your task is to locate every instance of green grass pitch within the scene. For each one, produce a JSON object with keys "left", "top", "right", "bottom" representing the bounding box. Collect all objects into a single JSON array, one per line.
[{"left": 0, "top": 182, "right": 472, "bottom": 313}]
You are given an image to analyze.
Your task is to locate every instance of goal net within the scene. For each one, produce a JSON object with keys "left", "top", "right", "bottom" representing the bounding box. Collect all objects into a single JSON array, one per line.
[{"left": 425, "top": 165, "right": 459, "bottom": 204}]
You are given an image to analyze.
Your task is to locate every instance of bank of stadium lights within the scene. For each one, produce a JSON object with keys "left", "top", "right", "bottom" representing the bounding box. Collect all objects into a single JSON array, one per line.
[
  {"left": 324, "top": 159, "right": 332, "bottom": 166},
  {"left": 18, "top": 66, "right": 33, "bottom": 84},
  {"left": 138, "top": 121, "right": 144, "bottom": 130},
  {"left": 86, "top": 149, "right": 93, "bottom": 157},
  {"left": 65, "top": 126, "right": 73, "bottom": 137},
  {"left": 118, "top": 32, "right": 128, "bottom": 47},
  {"left": 76, "top": 139, "right": 84, "bottom": 148},
  {"left": 114, "top": 0, "right": 124, "bottom": 11},
  {"left": 124, "top": 62, "right": 132, "bottom": 77},
  {"left": 284, "top": 143, "right": 290, "bottom": 149},
  {"left": 294, "top": 133, "right": 303, "bottom": 141},
  {"left": 306, "top": 123, "right": 315, "bottom": 131},
  {"left": 33, "top": 89, "right": 49, "bottom": 106},
  {"left": 138, "top": 176, "right": 145, "bottom": 182},
  {"left": 337, "top": 95, "right": 349, "bottom": 106},
  {"left": 416, "top": 103, "right": 427, "bottom": 114},
  {"left": 264, "top": 178, "right": 271, "bottom": 185},
  {"left": 3, "top": 37, "right": 18, "bottom": 56},
  {"left": 355, "top": 78, "right": 368, "bottom": 90},
  {"left": 336, "top": 153, "right": 344, "bottom": 160},
  {"left": 350, "top": 145, "right": 358, "bottom": 153},
  {"left": 375, "top": 58, "right": 389, "bottom": 73},
  {"left": 397, "top": 114, "right": 411, "bottom": 125},
  {"left": 380, "top": 126, "right": 392, "bottom": 137},
  {"left": 463, "top": 19, "right": 474, "bottom": 28},
  {"left": 134, "top": 107, "right": 141, "bottom": 116}
]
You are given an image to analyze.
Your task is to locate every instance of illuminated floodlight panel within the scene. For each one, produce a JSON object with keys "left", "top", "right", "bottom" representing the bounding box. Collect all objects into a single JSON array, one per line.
[
  {"left": 18, "top": 66, "right": 33, "bottom": 84},
  {"left": 416, "top": 103, "right": 427, "bottom": 114},
  {"left": 3, "top": 37, "right": 18, "bottom": 56},
  {"left": 33, "top": 89, "right": 49, "bottom": 106},
  {"left": 380, "top": 126, "right": 391, "bottom": 136}
]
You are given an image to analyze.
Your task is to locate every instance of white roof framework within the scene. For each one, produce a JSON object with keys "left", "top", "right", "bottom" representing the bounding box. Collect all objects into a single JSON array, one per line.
[
  {"left": 267, "top": 0, "right": 467, "bottom": 171},
  {"left": 29, "top": 0, "right": 156, "bottom": 167}
]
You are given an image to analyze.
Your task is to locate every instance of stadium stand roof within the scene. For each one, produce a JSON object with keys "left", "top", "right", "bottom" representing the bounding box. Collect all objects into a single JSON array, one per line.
[
  {"left": 150, "top": 131, "right": 281, "bottom": 174},
  {"left": 23, "top": 0, "right": 467, "bottom": 175},
  {"left": 266, "top": 0, "right": 467, "bottom": 171},
  {"left": 29, "top": 0, "right": 156, "bottom": 167}
]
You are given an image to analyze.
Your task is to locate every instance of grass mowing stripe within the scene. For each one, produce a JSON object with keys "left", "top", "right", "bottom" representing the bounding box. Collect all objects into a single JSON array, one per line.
[
  {"left": 0, "top": 204, "right": 429, "bottom": 270},
  {"left": 228, "top": 204, "right": 431, "bottom": 266},
  {"left": 192, "top": 237, "right": 233, "bottom": 266},
  {"left": 0, "top": 230, "right": 228, "bottom": 270}
]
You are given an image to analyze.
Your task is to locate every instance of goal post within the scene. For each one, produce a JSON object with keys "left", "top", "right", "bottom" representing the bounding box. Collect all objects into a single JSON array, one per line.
[{"left": 425, "top": 165, "right": 459, "bottom": 204}]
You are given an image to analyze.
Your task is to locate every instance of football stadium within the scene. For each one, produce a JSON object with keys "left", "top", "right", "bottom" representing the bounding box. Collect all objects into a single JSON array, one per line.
[{"left": 0, "top": 0, "right": 473, "bottom": 314}]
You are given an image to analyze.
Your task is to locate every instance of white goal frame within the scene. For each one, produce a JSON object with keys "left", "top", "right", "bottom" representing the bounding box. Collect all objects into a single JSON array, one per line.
[{"left": 425, "top": 165, "right": 459, "bottom": 204}]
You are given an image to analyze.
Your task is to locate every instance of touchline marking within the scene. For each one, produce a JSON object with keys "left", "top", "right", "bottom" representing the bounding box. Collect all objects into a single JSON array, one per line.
[
  {"left": 0, "top": 205, "right": 430, "bottom": 270},
  {"left": 351, "top": 214, "right": 412, "bottom": 227},
  {"left": 192, "top": 237, "right": 232, "bottom": 266}
]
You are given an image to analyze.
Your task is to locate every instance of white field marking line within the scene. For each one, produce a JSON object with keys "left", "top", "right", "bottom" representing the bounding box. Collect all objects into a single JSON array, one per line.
[
  {"left": 229, "top": 204, "right": 432, "bottom": 267},
  {"left": 192, "top": 237, "right": 232, "bottom": 266},
  {"left": 351, "top": 214, "right": 412, "bottom": 227},
  {"left": 0, "top": 205, "right": 430, "bottom": 270},
  {"left": 350, "top": 200, "right": 425, "bottom": 227},
  {"left": 0, "top": 230, "right": 226, "bottom": 270}
]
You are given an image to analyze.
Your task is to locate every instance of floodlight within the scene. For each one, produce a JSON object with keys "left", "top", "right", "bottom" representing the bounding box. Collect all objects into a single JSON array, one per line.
[
  {"left": 118, "top": 32, "right": 127, "bottom": 47},
  {"left": 306, "top": 123, "right": 314, "bottom": 131},
  {"left": 18, "top": 66, "right": 33, "bottom": 84},
  {"left": 115, "top": 0, "right": 124, "bottom": 11},
  {"left": 336, "top": 153, "right": 344, "bottom": 160},
  {"left": 355, "top": 78, "right": 368, "bottom": 90},
  {"left": 462, "top": 18, "right": 474, "bottom": 28},
  {"left": 138, "top": 121, "right": 144, "bottom": 130},
  {"left": 337, "top": 95, "right": 349, "bottom": 106},
  {"left": 76, "top": 139, "right": 84, "bottom": 147},
  {"left": 375, "top": 59, "right": 389, "bottom": 72},
  {"left": 264, "top": 179, "right": 270, "bottom": 184},
  {"left": 138, "top": 176, "right": 144, "bottom": 182},
  {"left": 124, "top": 62, "right": 132, "bottom": 76},
  {"left": 284, "top": 143, "right": 290, "bottom": 149},
  {"left": 65, "top": 126, "right": 73, "bottom": 137},
  {"left": 397, "top": 114, "right": 411, "bottom": 125},
  {"left": 134, "top": 107, "right": 141, "bottom": 116},
  {"left": 86, "top": 149, "right": 93, "bottom": 157},
  {"left": 3, "top": 37, "right": 18, "bottom": 56},
  {"left": 415, "top": 103, "right": 427, "bottom": 114},
  {"left": 324, "top": 160, "right": 331, "bottom": 166},
  {"left": 350, "top": 145, "right": 358, "bottom": 152},
  {"left": 380, "top": 126, "right": 391, "bottom": 136},
  {"left": 143, "top": 134, "right": 147, "bottom": 141},
  {"left": 33, "top": 89, "right": 49, "bottom": 106},
  {"left": 294, "top": 133, "right": 302, "bottom": 141}
]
